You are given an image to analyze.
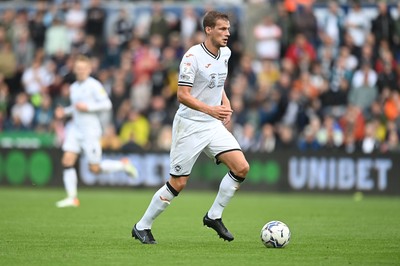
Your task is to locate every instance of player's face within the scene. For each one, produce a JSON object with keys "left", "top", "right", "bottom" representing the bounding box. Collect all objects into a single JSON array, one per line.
[
  {"left": 209, "top": 19, "right": 230, "bottom": 48},
  {"left": 74, "top": 60, "right": 92, "bottom": 81}
]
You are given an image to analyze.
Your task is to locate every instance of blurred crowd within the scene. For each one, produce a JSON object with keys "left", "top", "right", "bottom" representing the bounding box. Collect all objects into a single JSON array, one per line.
[{"left": 1, "top": 0, "right": 400, "bottom": 154}]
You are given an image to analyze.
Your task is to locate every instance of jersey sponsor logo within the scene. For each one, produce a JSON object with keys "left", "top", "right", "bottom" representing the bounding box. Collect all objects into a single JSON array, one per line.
[{"left": 208, "top": 74, "right": 217, "bottom": 88}]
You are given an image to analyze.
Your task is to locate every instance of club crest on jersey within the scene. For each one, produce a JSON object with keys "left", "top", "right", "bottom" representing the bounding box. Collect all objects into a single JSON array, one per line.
[{"left": 208, "top": 74, "right": 217, "bottom": 88}]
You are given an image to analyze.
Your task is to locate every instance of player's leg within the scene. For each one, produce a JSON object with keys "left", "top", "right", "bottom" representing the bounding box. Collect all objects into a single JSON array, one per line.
[
  {"left": 207, "top": 150, "right": 249, "bottom": 220},
  {"left": 56, "top": 129, "right": 81, "bottom": 208},
  {"left": 100, "top": 158, "right": 138, "bottom": 179},
  {"left": 132, "top": 175, "right": 186, "bottom": 244},
  {"left": 84, "top": 139, "right": 138, "bottom": 178},
  {"left": 203, "top": 123, "right": 250, "bottom": 241},
  {"left": 56, "top": 151, "right": 80, "bottom": 208},
  {"left": 132, "top": 115, "right": 202, "bottom": 244}
]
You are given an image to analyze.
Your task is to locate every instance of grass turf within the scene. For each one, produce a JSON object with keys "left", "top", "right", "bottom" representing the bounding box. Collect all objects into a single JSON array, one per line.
[{"left": 0, "top": 187, "right": 399, "bottom": 266}]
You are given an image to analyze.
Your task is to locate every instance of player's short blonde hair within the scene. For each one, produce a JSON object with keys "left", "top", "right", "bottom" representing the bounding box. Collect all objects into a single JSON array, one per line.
[{"left": 75, "top": 54, "right": 91, "bottom": 64}]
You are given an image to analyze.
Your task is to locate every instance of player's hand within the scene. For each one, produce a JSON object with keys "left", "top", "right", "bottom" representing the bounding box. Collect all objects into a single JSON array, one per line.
[
  {"left": 209, "top": 105, "right": 233, "bottom": 121},
  {"left": 222, "top": 109, "right": 233, "bottom": 126},
  {"left": 75, "top": 102, "right": 88, "bottom": 112},
  {"left": 54, "top": 106, "right": 65, "bottom": 119}
]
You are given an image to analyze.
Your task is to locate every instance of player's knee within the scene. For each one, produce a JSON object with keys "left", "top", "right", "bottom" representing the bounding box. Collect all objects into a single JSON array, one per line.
[
  {"left": 89, "top": 164, "right": 101, "bottom": 174},
  {"left": 233, "top": 161, "right": 250, "bottom": 178},
  {"left": 169, "top": 176, "right": 188, "bottom": 192},
  {"left": 62, "top": 158, "right": 74, "bottom": 168}
]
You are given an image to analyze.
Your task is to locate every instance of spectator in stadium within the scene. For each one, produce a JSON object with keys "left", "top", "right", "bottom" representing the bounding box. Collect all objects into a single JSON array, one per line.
[
  {"left": 153, "top": 124, "right": 173, "bottom": 152},
  {"left": 29, "top": 11, "right": 47, "bottom": 49},
  {"left": 298, "top": 124, "right": 321, "bottom": 151},
  {"left": 394, "top": 2, "right": 400, "bottom": 61},
  {"left": 0, "top": 41, "right": 17, "bottom": 85},
  {"left": 13, "top": 27, "right": 34, "bottom": 74},
  {"left": 44, "top": 16, "right": 71, "bottom": 56},
  {"left": 119, "top": 109, "right": 150, "bottom": 149},
  {"left": 0, "top": 75, "right": 10, "bottom": 131},
  {"left": 344, "top": 0, "right": 371, "bottom": 58},
  {"left": 65, "top": 1, "right": 86, "bottom": 44},
  {"left": 101, "top": 124, "right": 122, "bottom": 151},
  {"left": 380, "top": 128, "right": 400, "bottom": 153},
  {"left": 383, "top": 90, "right": 400, "bottom": 122},
  {"left": 319, "top": 1, "right": 345, "bottom": 50},
  {"left": 148, "top": 2, "right": 170, "bottom": 42},
  {"left": 255, "top": 123, "right": 276, "bottom": 153},
  {"left": 316, "top": 114, "right": 344, "bottom": 149},
  {"left": 236, "top": 122, "right": 258, "bottom": 152},
  {"left": 293, "top": 3, "right": 318, "bottom": 48},
  {"left": 276, "top": 2, "right": 295, "bottom": 57},
  {"left": 33, "top": 93, "right": 54, "bottom": 132},
  {"left": 85, "top": 0, "right": 106, "bottom": 42},
  {"left": 339, "top": 105, "right": 366, "bottom": 144},
  {"left": 146, "top": 95, "right": 170, "bottom": 149},
  {"left": 348, "top": 62, "right": 378, "bottom": 114},
  {"left": 285, "top": 33, "right": 317, "bottom": 69},
  {"left": 21, "top": 57, "right": 53, "bottom": 98},
  {"left": 179, "top": 6, "right": 201, "bottom": 47},
  {"left": 8, "top": 92, "right": 35, "bottom": 130},
  {"left": 371, "top": 1, "right": 395, "bottom": 51},
  {"left": 361, "top": 120, "right": 380, "bottom": 153},
  {"left": 275, "top": 123, "right": 296, "bottom": 150},
  {"left": 253, "top": 15, "right": 282, "bottom": 61},
  {"left": 376, "top": 58, "right": 398, "bottom": 94},
  {"left": 113, "top": 8, "right": 134, "bottom": 49}
]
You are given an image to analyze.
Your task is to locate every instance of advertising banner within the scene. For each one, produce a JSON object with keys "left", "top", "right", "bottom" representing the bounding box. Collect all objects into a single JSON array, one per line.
[{"left": 1, "top": 148, "right": 399, "bottom": 195}]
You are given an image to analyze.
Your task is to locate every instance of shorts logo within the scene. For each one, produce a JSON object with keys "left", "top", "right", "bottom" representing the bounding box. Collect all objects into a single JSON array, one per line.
[
  {"left": 208, "top": 74, "right": 217, "bottom": 89},
  {"left": 174, "top": 165, "right": 182, "bottom": 172}
]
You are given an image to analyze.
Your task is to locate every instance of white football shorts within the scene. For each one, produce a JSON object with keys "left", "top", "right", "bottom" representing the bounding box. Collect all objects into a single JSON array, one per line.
[
  {"left": 169, "top": 115, "right": 241, "bottom": 176},
  {"left": 62, "top": 126, "right": 102, "bottom": 164}
]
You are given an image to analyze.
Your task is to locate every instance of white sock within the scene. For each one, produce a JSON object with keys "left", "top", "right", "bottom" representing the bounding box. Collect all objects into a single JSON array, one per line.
[
  {"left": 136, "top": 182, "right": 178, "bottom": 230},
  {"left": 63, "top": 168, "right": 78, "bottom": 199},
  {"left": 100, "top": 160, "right": 124, "bottom": 173},
  {"left": 207, "top": 172, "right": 243, "bottom": 220}
]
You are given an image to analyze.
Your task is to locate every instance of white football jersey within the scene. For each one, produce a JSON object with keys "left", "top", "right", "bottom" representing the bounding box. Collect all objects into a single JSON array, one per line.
[
  {"left": 177, "top": 43, "right": 230, "bottom": 122},
  {"left": 66, "top": 76, "right": 111, "bottom": 137}
]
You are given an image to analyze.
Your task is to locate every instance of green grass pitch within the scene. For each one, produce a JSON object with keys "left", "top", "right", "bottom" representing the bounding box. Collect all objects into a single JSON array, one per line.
[{"left": 0, "top": 187, "right": 399, "bottom": 266}]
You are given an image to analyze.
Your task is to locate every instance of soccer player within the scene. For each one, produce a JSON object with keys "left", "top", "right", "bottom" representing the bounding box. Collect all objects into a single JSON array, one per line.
[
  {"left": 132, "top": 11, "right": 250, "bottom": 244},
  {"left": 55, "top": 55, "right": 138, "bottom": 208}
]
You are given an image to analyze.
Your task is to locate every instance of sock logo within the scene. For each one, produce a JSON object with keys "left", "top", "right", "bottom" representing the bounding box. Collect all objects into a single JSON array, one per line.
[{"left": 159, "top": 196, "right": 171, "bottom": 204}]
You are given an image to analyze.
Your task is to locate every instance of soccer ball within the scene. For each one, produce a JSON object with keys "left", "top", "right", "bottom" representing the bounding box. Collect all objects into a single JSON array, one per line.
[{"left": 260, "top": 220, "right": 291, "bottom": 248}]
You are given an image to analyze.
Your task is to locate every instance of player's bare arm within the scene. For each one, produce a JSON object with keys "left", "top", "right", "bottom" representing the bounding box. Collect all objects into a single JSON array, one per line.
[
  {"left": 177, "top": 85, "right": 233, "bottom": 121},
  {"left": 75, "top": 102, "right": 89, "bottom": 112}
]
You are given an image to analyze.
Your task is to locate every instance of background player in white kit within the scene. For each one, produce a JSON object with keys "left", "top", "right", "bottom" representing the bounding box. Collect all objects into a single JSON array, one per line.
[
  {"left": 132, "top": 11, "right": 250, "bottom": 244},
  {"left": 55, "top": 55, "right": 138, "bottom": 208}
]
